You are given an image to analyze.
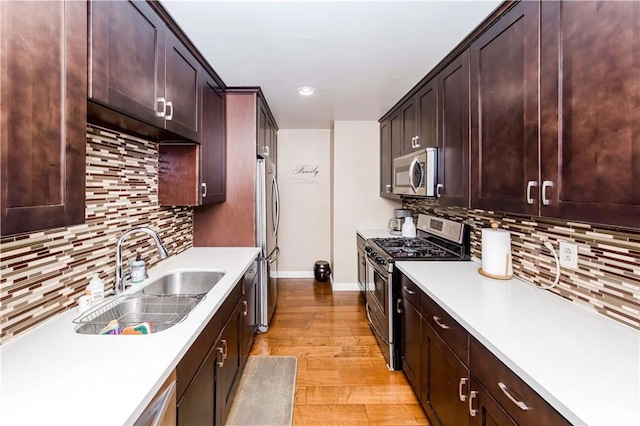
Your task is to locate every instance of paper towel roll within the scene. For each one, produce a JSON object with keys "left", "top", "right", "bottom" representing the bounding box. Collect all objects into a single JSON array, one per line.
[{"left": 479, "top": 224, "right": 513, "bottom": 280}]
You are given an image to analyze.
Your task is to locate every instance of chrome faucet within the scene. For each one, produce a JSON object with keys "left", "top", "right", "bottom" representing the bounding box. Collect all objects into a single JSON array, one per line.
[{"left": 115, "top": 227, "right": 169, "bottom": 294}]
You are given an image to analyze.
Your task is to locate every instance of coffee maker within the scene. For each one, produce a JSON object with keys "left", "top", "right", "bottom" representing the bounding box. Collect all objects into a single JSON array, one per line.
[{"left": 388, "top": 209, "right": 413, "bottom": 235}]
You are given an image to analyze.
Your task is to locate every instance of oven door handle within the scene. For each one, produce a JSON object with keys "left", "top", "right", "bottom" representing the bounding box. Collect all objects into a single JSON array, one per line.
[{"left": 365, "top": 303, "right": 391, "bottom": 345}]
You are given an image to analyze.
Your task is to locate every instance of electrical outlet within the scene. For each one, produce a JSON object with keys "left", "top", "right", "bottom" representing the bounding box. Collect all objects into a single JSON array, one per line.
[{"left": 559, "top": 241, "right": 578, "bottom": 269}]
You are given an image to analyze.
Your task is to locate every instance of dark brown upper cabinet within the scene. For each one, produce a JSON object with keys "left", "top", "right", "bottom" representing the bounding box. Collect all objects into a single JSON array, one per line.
[
  {"left": 539, "top": 0, "right": 640, "bottom": 229},
  {"left": 0, "top": 0, "right": 87, "bottom": 236},
  {"left": 470, "top": 0, "right": 540, "bottom": 216},
  {"left": 380, "top": 118, "right": 393, "bottom": 197},
  {"left": 436, "top": 50, "right": 470, "bottom": 207},
  {"left": 158, "top": 70, "right": 225, "bottom": 206},
  {"left": 88, "top": 0, "right": 201, "bottom": 143},
  {"left": 397, "top": 79, "right": 438, "bottom": 157}
]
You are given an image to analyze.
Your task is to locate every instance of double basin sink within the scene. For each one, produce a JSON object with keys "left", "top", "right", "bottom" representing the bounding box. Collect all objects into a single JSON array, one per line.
[{"left": 74, "top": 271, "right": 225, "bottom": 335}]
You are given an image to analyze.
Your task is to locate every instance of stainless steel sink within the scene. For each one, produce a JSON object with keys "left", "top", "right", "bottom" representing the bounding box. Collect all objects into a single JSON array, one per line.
[
  {"left": 136, "top": 271, "right": 226, "bottom": 296},
  {"left": 74, "top": 294, "right": 204, "bottom": 335}
]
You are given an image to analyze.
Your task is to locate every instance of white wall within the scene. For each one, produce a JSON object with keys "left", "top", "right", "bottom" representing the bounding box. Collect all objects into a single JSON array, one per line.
[
  {"left": 277, "top": 129, "right": 332, "bottom": 276},
  {"left": 331, "top": 121, "right": 400, "bottom": 290}
]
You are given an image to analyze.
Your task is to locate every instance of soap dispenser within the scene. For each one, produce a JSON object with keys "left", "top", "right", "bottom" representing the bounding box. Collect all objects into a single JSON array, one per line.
[
  {"left": 401, "top": 217, "right": 416, "bottom": 238},
  {"left": 130, "top": 253, "right": 146, "bottom": 283}
]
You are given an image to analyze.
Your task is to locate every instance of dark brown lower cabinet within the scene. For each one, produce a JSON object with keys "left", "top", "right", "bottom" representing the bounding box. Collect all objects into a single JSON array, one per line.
[
  {"left": 424, "top": 321, "right": 470, "bottom": 426},
  {"left": 177, "top": 346, "right": 216, "bottom": 425},
  {"left": 398, "top": 271, "right": 568, "bottom": 426},
  {"left": 176, "top": 263, "right": 258, "bottom": 426},
  {"left": 469, "top": 376, "right": 516, "bottom": 426},
  {"left": 401, "top": 297, "right": 422, "bottom": 395},
  {"left": 215, "top": 302, "right": 242, "bottom": 425}
]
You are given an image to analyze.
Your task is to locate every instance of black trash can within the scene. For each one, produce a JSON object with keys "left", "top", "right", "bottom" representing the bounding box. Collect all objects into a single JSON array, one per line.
[{"left": 314, "top": 260, "right": 331, "bottom": 282}]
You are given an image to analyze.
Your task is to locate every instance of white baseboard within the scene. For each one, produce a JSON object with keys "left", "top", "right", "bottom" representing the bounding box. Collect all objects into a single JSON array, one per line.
[
  {"left": 331, "top": 282, "right": 360, "bottom": 292},
  {"left": 276, "top": 271, "right": 314, "bottom": 278}
]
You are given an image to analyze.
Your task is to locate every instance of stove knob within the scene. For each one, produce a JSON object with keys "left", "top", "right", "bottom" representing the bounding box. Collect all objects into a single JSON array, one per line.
[
  {"left": 380, "top": 259, "right": 387, "bottom": 266},
  {"left": 365, "top": 246, "right": 372, "bottom": 253}
]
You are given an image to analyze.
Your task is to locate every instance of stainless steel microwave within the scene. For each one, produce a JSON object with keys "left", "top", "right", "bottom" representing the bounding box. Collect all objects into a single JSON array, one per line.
[{"left": 393, "top": 148, "right": 437, "bottom": 197}]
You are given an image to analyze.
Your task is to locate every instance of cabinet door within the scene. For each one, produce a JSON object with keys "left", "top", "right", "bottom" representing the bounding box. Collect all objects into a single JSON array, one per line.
[
  {"left": 380, "top": 119, "right": 395, "bottom": 197},
  {"left": 1, "top": 0, "right": 86, "bottom": 236},
  {"left": 164, "top": 30, "right": 201, "bottom": 142},
  {"left": 416, "top": 79, "right": 438, "bottom": 149},
  {"left": 468, "top": 377, "right": 516, "bottom": 426},
  {"left": 215, "top": 302, "right": 242, "bottom": 426},
  {"left": 401, "top": 297, "right": 422, "bottom": 397},
  {"left": 89, "top": 0, "right": 165, "bottom": 127},
  {"left": 400, "top": 97, "right": 418, "bottom": 155},
  {"left": 539, "top": 1, "right": 640, "bottom": 229},
  {"left": 437, "top": 51, "right": 470, "bottom": 207},
  {"left": 177, "top": 345, "right": 215, "bottom": 425},
  {"left": 424, "top": 323, "right": 470, "bottom": 426},
  {"left": 200, "top": 73, "right": 226, "bottom": 204},
  {"left": 470, "top": 1, "right": 540, "bottom": 215}
]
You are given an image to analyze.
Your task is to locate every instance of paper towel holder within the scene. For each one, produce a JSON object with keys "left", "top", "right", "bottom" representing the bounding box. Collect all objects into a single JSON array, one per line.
[{"left": 478, "top": 222, "right": 513, "bottom": 280}]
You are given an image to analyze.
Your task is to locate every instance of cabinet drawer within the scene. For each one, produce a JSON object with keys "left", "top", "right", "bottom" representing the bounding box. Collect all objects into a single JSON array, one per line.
[
  {"left": 470, "top": 337, "right": 570, "bottom": 426},
  {"left": 422, "top": 292, "right": 468, "bottom": 364},
  {"left": 400, "top": 273, "right": 422, "bottom": 310}
]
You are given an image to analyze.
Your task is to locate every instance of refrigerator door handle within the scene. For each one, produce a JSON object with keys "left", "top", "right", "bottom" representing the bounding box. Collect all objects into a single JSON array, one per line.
[
  {"left": 271, "top": 175, "right": 280, "bottom": 237},
  {"left": 267, "top": 246, "right": 280, "bottom": 263}
]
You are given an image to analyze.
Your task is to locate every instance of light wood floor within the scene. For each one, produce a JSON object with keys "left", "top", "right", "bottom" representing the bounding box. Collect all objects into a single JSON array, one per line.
[{"left": 250, "top": 279, "right": 430, "bottom": 425}]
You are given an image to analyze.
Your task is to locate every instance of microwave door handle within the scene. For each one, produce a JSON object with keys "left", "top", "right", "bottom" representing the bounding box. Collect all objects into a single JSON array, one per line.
[{"left": 408, "top": 158, "right": 419, "bottom": 193}]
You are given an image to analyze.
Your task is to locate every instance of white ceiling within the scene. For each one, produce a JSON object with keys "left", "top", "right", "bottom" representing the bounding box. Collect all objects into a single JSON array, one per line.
[{"left": 161, "top": 0, "right": 502, "bottom": 129}]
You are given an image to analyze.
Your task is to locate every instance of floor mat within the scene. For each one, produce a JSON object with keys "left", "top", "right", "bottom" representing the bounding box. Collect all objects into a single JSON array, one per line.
[{"left": 225, "top": 356, "right": 298, "bottom": 426}]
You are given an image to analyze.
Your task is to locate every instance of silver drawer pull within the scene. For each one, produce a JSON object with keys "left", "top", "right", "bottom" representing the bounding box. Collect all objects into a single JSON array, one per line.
[
  {"left": 403, "top": 285, "right": 415, "bottom": 295},
  {"left": 243, "top": 300, "right": 248, "bottom": 316},
  {"left": 468, "top": 390, "right": 478, "bottom": 416},
  {"left": 216, "top": 347, "right": 225, "bottom": 367},
  {"left": 498, "top": 382, "right": 530, "bottom": 411},
  {"left": 433, "top": 316, "right": 450, "bottom": 329},
  {"left": 459, "top": 377, "right": 468, "bottom": 401}
]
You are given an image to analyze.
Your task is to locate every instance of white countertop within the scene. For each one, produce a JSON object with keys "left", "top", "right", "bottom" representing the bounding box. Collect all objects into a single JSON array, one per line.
[
  {"left": 396, "top": 261, "right": 640, "bottom": 426},
  {"left": 0, "top": 247, "right": 260, "bottom": 426},
  {"left": 357, "top": 228, "right": 401, "bottom": 240}
]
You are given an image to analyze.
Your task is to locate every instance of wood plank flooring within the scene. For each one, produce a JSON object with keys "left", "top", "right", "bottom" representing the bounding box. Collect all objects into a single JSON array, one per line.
[{"left": 250, "top": 279, "right": 430, "bottom": 425}]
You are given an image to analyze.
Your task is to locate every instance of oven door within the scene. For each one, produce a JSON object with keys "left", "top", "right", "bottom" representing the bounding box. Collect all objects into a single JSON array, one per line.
[{"left": 365, "top": 257, "right": 394, "bottom": 369}]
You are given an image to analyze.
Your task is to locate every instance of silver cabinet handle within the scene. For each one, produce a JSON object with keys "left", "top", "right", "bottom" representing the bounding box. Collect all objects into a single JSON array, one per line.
[
  {"left": 408, "top": 158, "right": 419, "bottom": 193},
  {"left": 432, "top": 316, "right": 450, "bottom": 329},
  {"left": 414, "top": 135, "right": 420, "bottom": 148},
  {"left": 156, "top": 98, "right": 166, "bottom": 118},
  {"left": 221, "top": 339, "right": 228, "bottom": 359},
  {"left": 165, "top": 101, "right": 173, "bottom": 121},
  {"left": 385, "top": 184, "right": 391, "bottom": 193},
  {"left": 526, "top": 181, "right": 538, "bottom": 205},
  {"left": 243, "top": 300, "right": 248, "bottom": 316},
  {"left": 542, "top": 181, "right": 553, "bottom": 206},
  {"left": 498, "top": 382, "right": 530, "bottom": 411},
  {"left": 436, "top": 184, "right": 444, "bottom": 198},
  {"left": 410, "top": 136, "right": 416, "bottom": 148},
  {"left": 201, "top": 182, "right": 207, "bottom": 198},
  {"left": 396, "top": 298, "right": 402, "bottom": 314},
  {"left": 459, "top": 377, "right": 468, "bottom": 402},
  {"left": 216, "top": 347, "right": 225, "bottom": 367},
  {"left": 263, "top": 145, "right": 270, "bottom": 157},
  {"left": 403, "top": 285, "right": 415, "bottom": 295},
  {"left": 468, "top": 390, "right": 478, "bottom": 416}
]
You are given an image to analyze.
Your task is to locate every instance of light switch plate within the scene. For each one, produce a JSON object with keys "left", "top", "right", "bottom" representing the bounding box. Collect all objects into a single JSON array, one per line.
[{"left": 559, "top": 241, "right": 578, "bottom": 269}]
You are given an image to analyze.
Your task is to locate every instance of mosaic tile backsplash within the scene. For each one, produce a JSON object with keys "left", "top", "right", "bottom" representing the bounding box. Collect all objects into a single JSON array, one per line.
[
  {"left": 403, "top": 199, "right": 640, "bottom": 330},
  {"left": 0, "top": 126, "right": 193, "bottom": 344}
]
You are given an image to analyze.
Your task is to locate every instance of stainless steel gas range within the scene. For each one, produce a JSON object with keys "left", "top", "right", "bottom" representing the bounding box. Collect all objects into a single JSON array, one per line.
[{"left": 364, "top": 214, "right": 470, "bottom": 370}]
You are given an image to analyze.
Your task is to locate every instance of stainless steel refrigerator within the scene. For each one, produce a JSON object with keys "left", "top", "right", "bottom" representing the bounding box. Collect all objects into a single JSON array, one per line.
[{"left": 256, "top": 157, "right": 280, "bottom": 332}]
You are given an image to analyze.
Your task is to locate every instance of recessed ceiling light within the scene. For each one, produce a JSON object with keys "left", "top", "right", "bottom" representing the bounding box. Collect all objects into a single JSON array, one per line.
[{"left": 297, "top": 86, "right": 315, "bottom": 96}]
